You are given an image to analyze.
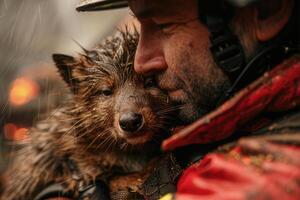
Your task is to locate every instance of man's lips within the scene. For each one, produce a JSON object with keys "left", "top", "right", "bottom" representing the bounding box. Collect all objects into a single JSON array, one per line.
[
  {"left": 159, "top": 81, "right": 187, "bottom": 103},
  {"left": 168, "top": 89, "right": 186, "bottom": 102}
]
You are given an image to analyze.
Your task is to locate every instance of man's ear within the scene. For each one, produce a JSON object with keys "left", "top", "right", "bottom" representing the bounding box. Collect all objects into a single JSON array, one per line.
[
  {"left": 52, "top": 54, "right": 79, "bottom": 93},
  {"left": 254, "top": 0, "right": 293, "bottom": 41}
]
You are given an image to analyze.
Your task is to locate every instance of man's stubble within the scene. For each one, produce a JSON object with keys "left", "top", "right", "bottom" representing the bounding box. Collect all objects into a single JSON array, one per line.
[
  {"left": 176, "top": 17, "right": 258, "bottom": 124},
  {"left": 167, "top": 47, "right": 231, "bottom": 124}
]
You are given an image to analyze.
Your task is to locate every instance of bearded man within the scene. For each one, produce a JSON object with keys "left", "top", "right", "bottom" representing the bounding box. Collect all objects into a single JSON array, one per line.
[{"left": 76, "top": 0, "right": 300, "bottom": 199}]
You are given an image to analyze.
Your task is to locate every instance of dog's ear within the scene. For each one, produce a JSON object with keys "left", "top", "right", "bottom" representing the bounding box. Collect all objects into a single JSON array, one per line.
[{"left": 52, "top": 54, "right": 79, "bottom": 93}]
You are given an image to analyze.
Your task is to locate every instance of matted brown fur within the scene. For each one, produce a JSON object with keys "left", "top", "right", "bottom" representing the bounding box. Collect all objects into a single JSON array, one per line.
[{"left": 1, "top": 30, "right": 178, "bottom": 200}]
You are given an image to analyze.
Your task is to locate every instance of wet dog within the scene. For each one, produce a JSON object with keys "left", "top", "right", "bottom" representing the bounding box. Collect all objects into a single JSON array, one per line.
[{"left": 1, "top": 30, "right": 179, "bottom": 200}]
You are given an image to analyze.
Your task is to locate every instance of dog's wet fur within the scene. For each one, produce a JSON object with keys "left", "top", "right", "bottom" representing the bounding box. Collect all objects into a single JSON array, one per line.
[{"left": 1, "top": 30, "right": 179, "bottom": 200}]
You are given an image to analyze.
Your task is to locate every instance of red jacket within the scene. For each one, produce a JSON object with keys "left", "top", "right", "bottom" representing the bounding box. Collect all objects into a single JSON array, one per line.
[{"left": 162, "top": 55, "right": 300, "bottom": 200}]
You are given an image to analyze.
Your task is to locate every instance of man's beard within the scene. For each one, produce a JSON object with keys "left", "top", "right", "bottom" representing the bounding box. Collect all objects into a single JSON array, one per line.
[
  {"left": 174, "top": 54, "right": 231, "bottom": 125},
  {"left": 177, "top": 78, "right": 230, "bottom": 124}
]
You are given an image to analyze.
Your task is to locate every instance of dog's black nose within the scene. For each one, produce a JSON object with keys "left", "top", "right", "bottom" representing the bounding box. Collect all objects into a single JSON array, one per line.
[{"left": 119, "top": 112, "right": 143, "bottom": 133}]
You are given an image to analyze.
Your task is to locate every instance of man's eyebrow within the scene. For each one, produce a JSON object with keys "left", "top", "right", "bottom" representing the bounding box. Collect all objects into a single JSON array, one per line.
[{"left": 132, "top": 8, "right": 154, "bottom": 19}]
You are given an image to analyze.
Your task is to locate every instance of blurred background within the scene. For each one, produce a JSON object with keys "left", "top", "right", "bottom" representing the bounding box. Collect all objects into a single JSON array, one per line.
[{"left": 0, "top": 0, "right": 130, "bottom": 175}]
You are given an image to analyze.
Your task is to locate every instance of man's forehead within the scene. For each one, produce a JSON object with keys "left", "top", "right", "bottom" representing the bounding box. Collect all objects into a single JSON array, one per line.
[{"left": 128, "top": 0, "right": 197, "bottom": 19}]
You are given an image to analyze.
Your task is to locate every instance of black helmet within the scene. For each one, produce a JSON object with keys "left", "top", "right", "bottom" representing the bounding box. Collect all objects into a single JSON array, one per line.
[
  {"left": 76, "top": 0, "right": 259, "bottom": 11},
  {"left": 76, "top": 0, "right": 128, "bottom": 11}
]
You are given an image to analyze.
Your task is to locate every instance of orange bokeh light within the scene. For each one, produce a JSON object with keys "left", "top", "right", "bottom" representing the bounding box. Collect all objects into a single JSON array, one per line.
[
  {"left": 9, "top": 77, "right": 39, "bottom": 106},
  {"left": 4, "top": 123, "right": 29, "bottom": 141}
]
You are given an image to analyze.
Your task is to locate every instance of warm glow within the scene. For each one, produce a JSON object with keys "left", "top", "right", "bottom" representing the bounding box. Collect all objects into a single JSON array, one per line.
[
  {"left": 4, "top": 123, "right": 29, "bottom": 141},
  {"left": 9, "top": 77, "right": 39, "bottom": 106}
]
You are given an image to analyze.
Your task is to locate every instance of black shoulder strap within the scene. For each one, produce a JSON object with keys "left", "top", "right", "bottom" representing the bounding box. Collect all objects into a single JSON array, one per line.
[
  {"left": 33, "top": 179, "right": 111, "bottom": 200},
  {"left": 33, "top": 158, "right": 111, "bottom": 200}
]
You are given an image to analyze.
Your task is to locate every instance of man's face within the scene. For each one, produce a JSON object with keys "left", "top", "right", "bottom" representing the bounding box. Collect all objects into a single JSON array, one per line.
[{"left": 129, "top": 0, "right": 231, "bottom": 124}]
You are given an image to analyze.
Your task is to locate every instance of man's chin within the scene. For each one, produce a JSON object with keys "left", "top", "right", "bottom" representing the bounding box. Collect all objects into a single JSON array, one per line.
[{"left": 178, "top": 103, "right": 204, "bottom": 125}]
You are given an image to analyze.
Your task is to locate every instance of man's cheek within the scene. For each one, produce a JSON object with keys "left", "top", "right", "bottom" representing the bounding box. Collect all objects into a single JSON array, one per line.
[{"left": 164, "top": 45, "right": 183, "bottom": 72}]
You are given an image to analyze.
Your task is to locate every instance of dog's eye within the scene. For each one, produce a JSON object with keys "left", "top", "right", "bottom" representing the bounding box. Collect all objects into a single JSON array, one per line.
[
  {"left": 101, "top": 88, "right": 113, "bottom": 96},
  {"left": 144, "top": 77, "right": 156, "bottom": 88},
  {"left": 94, "top": 87, "right": 112, "bottom": 97}
]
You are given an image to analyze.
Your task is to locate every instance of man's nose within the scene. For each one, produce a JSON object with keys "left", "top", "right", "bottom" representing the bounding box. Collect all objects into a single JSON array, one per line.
[{"left": 134, "top": 29, "right": 167, "bottom": 75}]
